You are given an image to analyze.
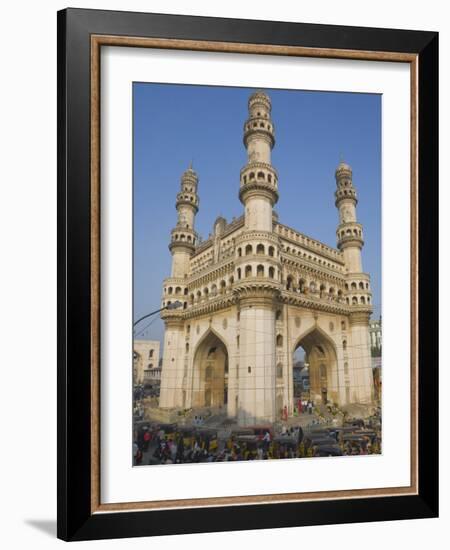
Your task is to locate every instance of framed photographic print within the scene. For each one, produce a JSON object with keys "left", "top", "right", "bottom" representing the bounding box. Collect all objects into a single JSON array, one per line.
[{"left": 57, "top": 8, "right": 438, "bottom": 541}]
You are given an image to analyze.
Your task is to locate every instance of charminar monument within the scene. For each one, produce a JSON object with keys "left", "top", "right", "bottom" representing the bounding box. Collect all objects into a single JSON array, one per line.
[{"left": 159, "top": 91, "right": 374, "bottom": 426}]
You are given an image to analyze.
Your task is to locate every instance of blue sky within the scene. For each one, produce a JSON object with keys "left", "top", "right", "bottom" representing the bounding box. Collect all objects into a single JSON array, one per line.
[{"left": 133, "top": 83, "right": 381, "bottom": 345}]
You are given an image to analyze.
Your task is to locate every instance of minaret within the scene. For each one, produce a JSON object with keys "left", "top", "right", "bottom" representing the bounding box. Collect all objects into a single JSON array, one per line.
[
  {"left": 239, "top": 92, "right": 278, "bottom": 231},
  {"left": 335, "top": 161, "right": 364, "bottom": 273},
  {"left": 335, "top": 161, "right": 374, "bottom": 404},
  {"left": 168, "top": 165, "right": 199, "bottom": 278},
  {"left": 234, "top": 92, "right": 281, "bottom": 425},
  {"left": 159, "top": 166, "right": 199, "bottom": 410}
]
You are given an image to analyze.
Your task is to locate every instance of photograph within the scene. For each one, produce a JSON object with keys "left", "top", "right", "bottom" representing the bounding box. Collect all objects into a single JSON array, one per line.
[{"left": 132, "top": 84, "right": 382, "bottom": 467}]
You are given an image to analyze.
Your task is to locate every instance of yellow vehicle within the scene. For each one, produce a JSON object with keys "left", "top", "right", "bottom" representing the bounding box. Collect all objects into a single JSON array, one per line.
[
  {"left": 177, "top": 426, "right": 195, "bottom": 447},
  {"left": 196, "top": 429, "right": 219, "bottom": 452},
  {"left": 234, "top": 435, "right": 259, "bottom": 459}
]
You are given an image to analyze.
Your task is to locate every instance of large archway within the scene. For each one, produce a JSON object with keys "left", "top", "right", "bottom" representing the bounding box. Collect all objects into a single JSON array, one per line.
[
  {"left": 293, "top": 328, "right": 338, "bottom": 406},
  {"left": 192, "top": 330, "right": 229, "bottom": 409}
]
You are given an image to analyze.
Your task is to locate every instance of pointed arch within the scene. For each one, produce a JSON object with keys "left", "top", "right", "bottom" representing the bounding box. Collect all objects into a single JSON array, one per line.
[
  {"left": 192, "top": 328, "right": 229, "bottom": 409},
  {"left": 292, "top": 324, "right": 337, "bottom": 357}
]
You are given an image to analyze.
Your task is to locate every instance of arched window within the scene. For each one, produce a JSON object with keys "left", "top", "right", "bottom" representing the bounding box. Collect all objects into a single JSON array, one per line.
[
  {"left": 275, "top": 309, "right": 282, "bottom": 321},
  {"left": 257, "top": 171, "right": 265, "bottom": 179},
  {"left": 204, "top": 287, "right": 209, "bottom": 296},
  {"left": 343, "top": 339, "right": 347, "bottom": 351},
  {"left": 286, "top": 276, "right": 293, "bottom": 290},
  {"left": 245, "top": 265, "right": 252, "bottom": 278},
  {"left": 268, "top": 266, "right": 275, "bottom": 278},
  {"left": 220, "top": 280, "right": 226, "bottom": 293},
  {"left": 148, "top": 363, "right": 153, "bottom": 369},
  {"left": 168, "top": 287, "right": 173, "bottom": 295},
  {"left": 276, "top": 334, "right": 283, "bottom": 347},
  {"left": 237, "top": 247, "right": 242, "bottom": 257},
  {"left": 185, "top": 343, "right": 189, "bottom": 353},
  {"left": 351, "top": 282, "right": 357, "bottom": 290},
  {"left": 211, "top": 284, "right": 217, "bottom": 295},
  {"left": 249, "top": 172, "right": 255, "bottom": 180},
  {"left": 310, "top": 281, "right": 317, "bottom": 293},
  {"left": 359, "top": 282, "right": 364, "bottom": 289},
  {"left": 245, "top": 244, "right": 253, "bottom": 255},
  {"left": 237, "top": 268, "right": 241, "bottom": 280},
  {"left": 341, "top": 320, "right": 346, "bottom": 331},
  {"left": 236, "top": 335, "right": 240, "bottom": 348},
  {"left": 268, "top": 246, "right": 275, "bottom": 257},
  {"left": 345, "top": 283, "right": 349, "bottom": 290},
  {"left": 256, "top": 243, "right": 264, "bottom": 254},
  {"left": 257, "top": 264, "right": 264, "bottom": 277},
  {"left": 149, "top": 349, "right": 154, "bottom": 358},
  {"left": 360, "top": 296, "right": 366, "bottom": 304},
  {"left": 319, "top": 284, "right": 326, "bottom": 298},
  {"left": 299, "top": 279, "right": 306, "bottom": 293},
  {"left": 276, "top": 363, "right": 283, "bottom": 378},
  {"left": 352, "top": 296, "right": 358, "bottom": 304},
  {"left": 184, "top": 288, "right": 188, "bottom": 295}
]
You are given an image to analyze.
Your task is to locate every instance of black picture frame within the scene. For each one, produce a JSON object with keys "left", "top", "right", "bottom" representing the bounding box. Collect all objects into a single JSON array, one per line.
[{"left": 57, "top": 7, "right": 438, "bottom": 541}]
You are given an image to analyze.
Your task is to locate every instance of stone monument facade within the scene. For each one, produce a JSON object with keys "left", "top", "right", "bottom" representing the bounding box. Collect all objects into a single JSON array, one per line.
[{"left": 158, "top": 91, "right": 374, "bottom": 425}]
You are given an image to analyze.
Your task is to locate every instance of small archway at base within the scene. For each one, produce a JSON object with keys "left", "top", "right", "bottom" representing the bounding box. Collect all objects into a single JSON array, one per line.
[
  {"left": 293, "top": 328, "right": 338, "bottom": 406},
  {"left": 192, "top": 331, "right": 229, "bottom": 409}
]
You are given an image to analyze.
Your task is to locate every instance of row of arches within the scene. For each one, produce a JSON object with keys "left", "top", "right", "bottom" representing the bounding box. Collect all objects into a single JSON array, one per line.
[
  {"left": 285, "top": 276, "right": 344, "bottom": 299},
  {"left": 236, "top": 264, "right": 277, "bottom": 279},
  {"left": 177, "top": 193, "right": 196, "bottom": 203},
  {"left": 245, "top": 119, "right": 273, "bottom": 132},
  {"left": 348, "top": 295, "right": 371, "bottom": 305},
  {"left": 242, "top": 170, "right": 275, "bottom": 185},
  {"left": 339, "top": 227, "right": 362, "bottom": 239},
  {"left": 345, "top": 281, "right": 370, "bottom": 290},
  {"left": 188, "top": 276, "right": 235, "bottom": 304},
  {"left": 172, "top": 232, "right": 196, "bottom": 244},
  {"left": 165, "top": 286, "right": 189, "bottom": 295},
  {"left": 237, "top": 243, "right": 276, "bottom": 257}
]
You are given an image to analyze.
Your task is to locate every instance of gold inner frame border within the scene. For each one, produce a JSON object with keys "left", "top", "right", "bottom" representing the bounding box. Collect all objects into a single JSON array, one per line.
[{"left": 90, "top": 35, "right": 418, "bottom": 514}]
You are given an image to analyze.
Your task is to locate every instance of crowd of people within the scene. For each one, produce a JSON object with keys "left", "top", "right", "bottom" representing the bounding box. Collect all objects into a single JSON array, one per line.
[{"left": 133, "top": 418, "right": 381, "bottom": 465}]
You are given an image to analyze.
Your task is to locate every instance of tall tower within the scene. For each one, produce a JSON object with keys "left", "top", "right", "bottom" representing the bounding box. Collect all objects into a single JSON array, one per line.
[
  {"left": 159, "top": 166, "right": 199, "bottom": 409},
  {"left": 335, "top": 161, "right": 374, "bottom": 404},
  {"left": 169, "top": 165, "right": 199, "bottom": 278},
  {"left": 239, "top": 92, "right": 278, "bottom": 231},
  {"left": 335, "top": 161, "right": 363, "bottom": 273},
  {"left": 234, "top": 92, "right": 281, "bottom": 424}
]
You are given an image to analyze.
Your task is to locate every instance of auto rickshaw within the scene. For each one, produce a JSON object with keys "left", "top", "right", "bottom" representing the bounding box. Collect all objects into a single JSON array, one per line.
[
  {"left": 234, "top": 435, "right": 260, "bottom": 459},
  {"left": 177, "top": 426, "right": 195, "bottom": 447},
  {"left": 270, "top": 435, "right": 299, "bottom": 458},
  {"left": 195, "top": 428, "right": 219, "bottom": 452}
]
